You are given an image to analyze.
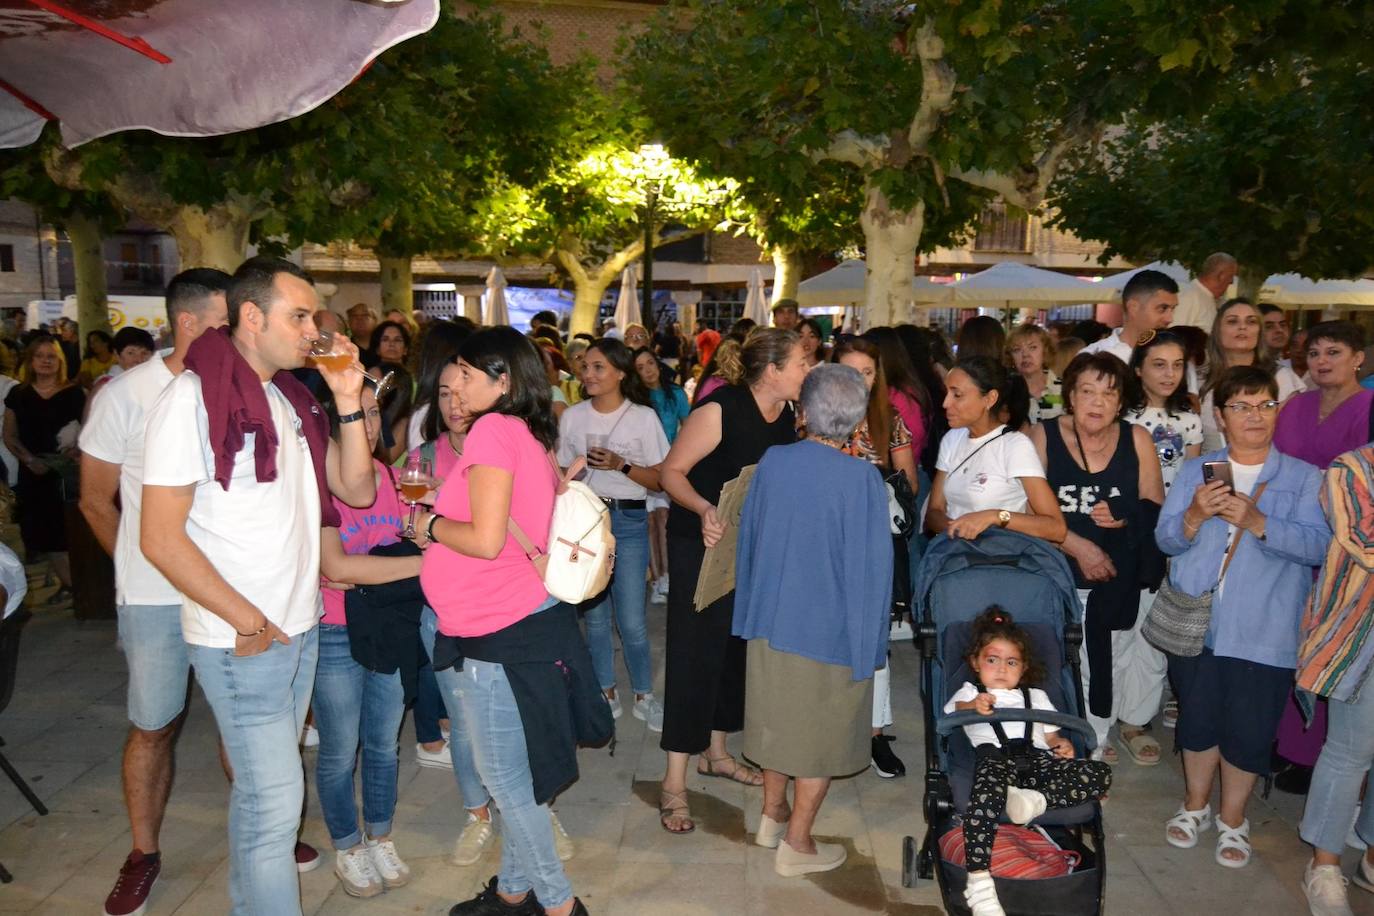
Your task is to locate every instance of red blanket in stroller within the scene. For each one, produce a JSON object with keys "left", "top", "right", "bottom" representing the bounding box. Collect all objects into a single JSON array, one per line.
[{"left": 939, "top": 825, "right": 1081, "bottom": 879}]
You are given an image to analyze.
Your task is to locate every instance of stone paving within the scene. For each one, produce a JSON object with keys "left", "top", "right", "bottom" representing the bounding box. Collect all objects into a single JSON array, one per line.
[{"left": 1, "top": 574, "right": 1370, "bottom": 915}]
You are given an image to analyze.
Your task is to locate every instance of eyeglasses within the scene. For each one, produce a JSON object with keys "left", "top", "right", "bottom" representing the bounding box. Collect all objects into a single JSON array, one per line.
[{"left": 1221, "top": 400, "right": 1280, "bottom": 416}]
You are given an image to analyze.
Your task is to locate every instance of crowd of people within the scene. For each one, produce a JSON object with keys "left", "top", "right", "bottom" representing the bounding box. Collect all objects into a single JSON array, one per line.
[{"left": 13, "top": 250, "right": 1363, "bottom": 916}]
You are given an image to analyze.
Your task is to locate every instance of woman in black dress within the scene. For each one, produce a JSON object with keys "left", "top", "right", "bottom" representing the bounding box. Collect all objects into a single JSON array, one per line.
[
  {"left": 657, "top": 327, "right": 806, "bottom": 834},
  {"left": 3, "top": 335, "right": 86, "bottom": 599}
]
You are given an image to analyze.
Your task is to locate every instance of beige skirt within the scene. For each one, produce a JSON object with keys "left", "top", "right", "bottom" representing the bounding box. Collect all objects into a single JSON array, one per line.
[{"left": 742, "top": 639, "right": 873, "bottom": 778}]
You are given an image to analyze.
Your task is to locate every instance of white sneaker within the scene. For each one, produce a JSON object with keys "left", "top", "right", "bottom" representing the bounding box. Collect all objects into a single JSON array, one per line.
[
  {"left": 415, "top": 741, "right": 453, "bottom": 770},
  {"left": 451, "top": 812, "right": 496, "bottom": 866},
  {"left": 605, "top": 692, "right": 623, "bottom": 719},
  {"left": 302, "top": 725, "right": 319, "bottom": 748},
  {"left": 550, "top": 810, "right": 575, "bottom": 862},
  {"left": 632, "top": 693, "right": 665, "bottom": 732},
  {"left": 1304, "top": 861, "right": 1354, "bottom": 916},
  {"left": 365, "top": 838, "right": 410, "bottom": 889},
  {"left": 334, "top": 846, "right": 384, "bottom": 898},
  {"left": 650, "top": 576, "right": 669, "bottom": 604},
  {"left": 963, "top": 869, "right": 1006, "bottom": 916},
  {"left": 1005, "top": 786, "right": 1047, "bottom": 825}
]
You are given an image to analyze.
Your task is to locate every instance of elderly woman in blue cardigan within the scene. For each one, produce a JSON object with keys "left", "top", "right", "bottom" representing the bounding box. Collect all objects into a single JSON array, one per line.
[
  {"left": 1155, "top": 366, "right": 1329, "bottom": 871},
  {"left": 733, "top": 364, "right": 893, "bottom": 880}
]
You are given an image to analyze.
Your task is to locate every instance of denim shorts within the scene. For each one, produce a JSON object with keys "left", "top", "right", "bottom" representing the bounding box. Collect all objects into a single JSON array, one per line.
[
  {"left": 1168, "top": 647, "right": 1293, "bottom": 775},
  {"left": 117, "top": 603, "right": 190, "bottom": 730}
]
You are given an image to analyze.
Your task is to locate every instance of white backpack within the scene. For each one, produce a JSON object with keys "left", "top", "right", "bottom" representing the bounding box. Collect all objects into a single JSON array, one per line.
[{"left": 508, "top": 455, "right": 616, "bottom": 604}]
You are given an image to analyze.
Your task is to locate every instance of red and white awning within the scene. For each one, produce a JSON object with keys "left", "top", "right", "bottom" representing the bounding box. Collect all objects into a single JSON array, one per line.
[{"left": 0, "top": 0, "right": 439, "bottom": 149}]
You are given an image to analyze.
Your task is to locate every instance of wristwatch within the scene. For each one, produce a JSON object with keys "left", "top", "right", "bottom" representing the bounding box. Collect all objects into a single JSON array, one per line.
[
  {"left": 425, "top": 512, "right": 444, "bottom": 543},
  {"left": 620, "top": 462, "right": 632, "bottom": 475},
  {"left": 337, "top": 409, "right": 365, "bottom": 425},
  {"left": 997, "top": 509, "right": 1012, "bottom": 528}
]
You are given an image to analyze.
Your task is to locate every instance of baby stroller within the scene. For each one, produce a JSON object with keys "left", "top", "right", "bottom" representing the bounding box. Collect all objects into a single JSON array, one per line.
[{"left": 901, "top": 528, "right": 1106, "bottom": 916}]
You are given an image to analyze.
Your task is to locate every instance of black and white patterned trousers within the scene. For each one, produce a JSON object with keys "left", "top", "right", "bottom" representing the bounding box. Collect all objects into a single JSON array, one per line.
[{"left": 963, "top": 748, "right": 1112, "bottom": 872}]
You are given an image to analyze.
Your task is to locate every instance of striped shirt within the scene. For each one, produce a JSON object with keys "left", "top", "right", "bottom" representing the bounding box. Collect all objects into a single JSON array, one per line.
[{"left": 1296, "top": 446, "right": 1374, "bottom": 703}]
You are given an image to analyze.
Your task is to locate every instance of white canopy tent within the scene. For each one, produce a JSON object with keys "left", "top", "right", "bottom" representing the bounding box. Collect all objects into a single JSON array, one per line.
[
  {"left": 1258, "top": 274, "right": 1374, "bottom": 309},
  {"left": 613, "top": 265, "right": 641, "bottom": 331},
  {"left": 1095, "top": 261, "right": 1192, "bottom": 298},
  {"left": 948, "top": 262, "right": 1105, "bottom": 309},
  {"left": 795, "top": 259, "right": 949, "bottom": 309}
]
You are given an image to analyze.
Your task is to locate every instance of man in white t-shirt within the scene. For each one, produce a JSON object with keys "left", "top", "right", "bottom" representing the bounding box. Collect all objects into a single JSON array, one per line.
[
  {"left": 140, "top": 257, "right": 375, "bottom": 915},
  {"left": 1171, "top": 252, "right": 1238, "bottom": 331},
  {"left": 1083, "top": 269, "right": 1180, "bottom": 367},
  {"left": 78, "top": 268, "right": 232, "bottom": 916}
]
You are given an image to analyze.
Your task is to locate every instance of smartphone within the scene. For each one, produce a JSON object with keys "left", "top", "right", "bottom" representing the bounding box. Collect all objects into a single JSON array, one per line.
[{"left": 1202, "top": 460, "right": 1234, "bottom": 490}]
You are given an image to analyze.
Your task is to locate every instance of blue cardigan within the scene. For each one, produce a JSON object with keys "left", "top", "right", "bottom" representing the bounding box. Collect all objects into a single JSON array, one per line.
[
  {"left": 732, "top": 440, "right": 893, "bottom": 681},
  {"left": 1156, "top": 447, "right": 1329, "bottom": 669}
]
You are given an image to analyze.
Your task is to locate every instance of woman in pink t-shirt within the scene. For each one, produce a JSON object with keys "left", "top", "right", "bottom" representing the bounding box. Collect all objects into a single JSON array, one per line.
[
  {"left": 413, "top": 328, "right": 588, "bottom": 916},
  {"left": 314, "top": 386, "right": 423, "bottom": 894}
]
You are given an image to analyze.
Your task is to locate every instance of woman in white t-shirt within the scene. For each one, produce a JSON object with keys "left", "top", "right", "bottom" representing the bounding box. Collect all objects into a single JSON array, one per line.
[
  {"left": 1199, "top": 299, "right": 1304, "bottom": 452},
  {"left": 556, "top": 338, "right": 671, "bottom": 729},
  {"left": 926, "top": 356, "right": 1067, "bottom": 543}
]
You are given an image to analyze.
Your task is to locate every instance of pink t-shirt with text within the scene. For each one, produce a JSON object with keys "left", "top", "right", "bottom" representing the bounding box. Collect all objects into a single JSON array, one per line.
[
  {"left": 321, "top": 459, "right": 406, "bottom": 625},
  {"left": 420, "top": 413, "right": 556, "bottom": 638}
]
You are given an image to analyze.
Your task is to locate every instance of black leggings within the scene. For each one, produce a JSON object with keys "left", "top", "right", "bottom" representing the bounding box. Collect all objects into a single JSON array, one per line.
[{"left": 964, "top": 749, "right": 1112, "bottom": 872}]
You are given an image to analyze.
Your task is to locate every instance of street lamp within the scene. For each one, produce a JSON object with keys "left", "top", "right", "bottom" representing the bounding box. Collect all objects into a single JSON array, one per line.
[{"left": 638, "top": 143, "right": 669, "bottom": 330}]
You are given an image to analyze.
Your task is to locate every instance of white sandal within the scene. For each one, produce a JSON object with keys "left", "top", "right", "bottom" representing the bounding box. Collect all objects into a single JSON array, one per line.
[
  {"left": 1165, "top": 803, "right": 1212, "bottom": 849},
  {"left": 1214, "top": 817, "right": 1251, "bottom": 868}
]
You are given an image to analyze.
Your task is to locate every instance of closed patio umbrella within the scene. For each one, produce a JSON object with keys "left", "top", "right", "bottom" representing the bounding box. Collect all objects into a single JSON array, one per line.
[
  {"left": 744, "top": 268, "right": 770, "bottom": 325},
  {"left": 483, "top": 266, "right": 509, "bottom": 326},
  {"left": 613, "top": 265, "right": 640, "bottom": 332}
]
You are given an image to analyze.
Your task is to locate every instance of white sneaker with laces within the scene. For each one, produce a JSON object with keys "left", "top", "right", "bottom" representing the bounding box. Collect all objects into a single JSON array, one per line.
[
  {"left": 451, "top": 812, "right": 496, "bottom": 866},
  {"left": 1352, "top": 852, "right": 1374, "bottom": 894},
  {"left": 605, "top": 692, "right": 623, "bottom": 719},
  {"left": 550, "top": 810, "right": 575, "bottom": 861},
  {"left": 650, "top": 576, "right": 669, "bottom": 604},
  {"left": 633, "top": 693, "right": 664, "bottom": 732},
  {"left": 415, "top": 741, "right": 453, "bottom": 770},
  {"left": 365, "top": 838, "right": 410, "bottom": 889},
  {"left": 1304, "top": 860, "right": 1354, "bottom": 916},
  {"left": 334, "top": 846, "right": 384, "bottom": 898}
]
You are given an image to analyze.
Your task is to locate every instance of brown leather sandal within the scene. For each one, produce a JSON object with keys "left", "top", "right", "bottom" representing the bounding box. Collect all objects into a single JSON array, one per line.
[
  {"left": 698, "top": 753, "right": 764, "bottom": 786},
  {"left": 659, "top": 789, "right": 695, "bottom": 834}
]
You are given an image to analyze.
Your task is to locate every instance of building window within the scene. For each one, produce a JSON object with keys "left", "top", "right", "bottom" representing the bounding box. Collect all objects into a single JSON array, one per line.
[
  {"left": 973, "top": 202, "right": 1031, "bottom": 253},
  {"left": 120, "top": 242, "right": 140, "bottom": 281},
  {"left": 0, "top": 245, "right": 12, "bottom": 273}
]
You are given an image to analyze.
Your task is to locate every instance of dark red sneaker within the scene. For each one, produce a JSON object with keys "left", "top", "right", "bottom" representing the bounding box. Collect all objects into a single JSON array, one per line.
[
  {"left": 295, "top": 841, "right": 321, "bottom": 873},
  {"left": 104, "top": 850, "right": 160, "bottom": 916}
]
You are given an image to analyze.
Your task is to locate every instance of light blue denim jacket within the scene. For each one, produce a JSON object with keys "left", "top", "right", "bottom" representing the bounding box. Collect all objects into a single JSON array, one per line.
[{"left": 1156, "top": 447, "right": 1329, "bottom": 669}]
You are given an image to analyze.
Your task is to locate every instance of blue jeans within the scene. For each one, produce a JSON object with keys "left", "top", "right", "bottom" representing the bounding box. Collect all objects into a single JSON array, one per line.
[
  {"left": 413, "top": 662, "right": 445, "bottom": 745},
  {"left": 1300, "top": 683, "right": 1374, "bottom": 855},
  {"left": 118, "top": 603, "right": 190, "bottom": 730},
  {"left": 312, "top": 624, "right": 405, "bottom": 849},
  {"left": 419, "top": 606, "right": 488, "bottom": 810},
  {"left": 188, "top": 626, "right": 318, "bottom": 916},
  {"left": 445, "top": 656, "right": 573, "bottom": 908},
  {"left": 583, "top": 507, "right": 653, "bottom": 695}
]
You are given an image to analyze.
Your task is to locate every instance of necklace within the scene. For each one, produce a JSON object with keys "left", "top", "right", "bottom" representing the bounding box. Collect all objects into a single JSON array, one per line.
[
  {"left": 808, "top": 433, "right": 848, "bottom": 451},
  {"left": 1070, "top": 418, "right": 1113, "bottom": 474}
]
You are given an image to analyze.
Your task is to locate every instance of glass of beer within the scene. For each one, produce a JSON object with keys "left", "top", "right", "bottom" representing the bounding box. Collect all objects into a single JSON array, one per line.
[
  {"left": 397, "top": 454, "right": 434, "bottom": 539},
  {"left": 309, "top": 336, "right": 396, "bottom": 398}
]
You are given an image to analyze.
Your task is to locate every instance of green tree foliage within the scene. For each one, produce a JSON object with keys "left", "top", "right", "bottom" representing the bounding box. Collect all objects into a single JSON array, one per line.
[
  {"left": 479, "top": 98, "right": 741, "bottom": 335},
  {"left": 1050, "top": 67, "right": 1374, "bottom": 294},
  {"left": 628, "top": 0, "right": 1359, "bottom": 325}
]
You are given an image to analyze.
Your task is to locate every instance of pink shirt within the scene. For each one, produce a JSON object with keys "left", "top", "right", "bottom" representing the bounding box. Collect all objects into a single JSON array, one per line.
[
  {"left": 420, "top": 413, "right": 556, "bottom": 638},
  {"left": 697, "top": 375, "right": 726, "bottom": 403},
  {"left": 409, "top": 434, "right": 463, "bottom": 485},
  {"left": 321, "top": 459, "right": 405, "bottom": 625},
  {"left": 889, "top": 388, "right": 926, "bottom": 459}
]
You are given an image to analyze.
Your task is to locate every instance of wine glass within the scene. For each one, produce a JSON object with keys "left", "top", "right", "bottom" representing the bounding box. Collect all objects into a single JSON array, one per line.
[
  {"left": 397, "top": 454, "right": 433, "bottom": 539},
  {"left": 308, "top": 337, "right": 396, "bottom": 398}
]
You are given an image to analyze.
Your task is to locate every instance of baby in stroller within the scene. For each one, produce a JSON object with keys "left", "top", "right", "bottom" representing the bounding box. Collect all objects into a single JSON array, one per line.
[{"left": 944, "top": 607, "right": 1113, "bottom": 916}]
